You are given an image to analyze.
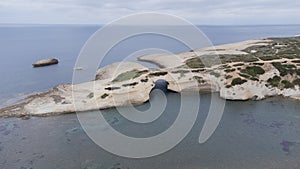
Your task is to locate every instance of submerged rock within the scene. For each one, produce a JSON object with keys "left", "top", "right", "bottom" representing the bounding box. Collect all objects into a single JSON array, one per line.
[{"left": 32, "top": 58, "right": 59, "bottom": 67}]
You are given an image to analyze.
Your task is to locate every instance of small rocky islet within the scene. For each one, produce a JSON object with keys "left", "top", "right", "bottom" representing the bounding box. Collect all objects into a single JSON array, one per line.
[
  {"left": 32, "top": 58, "right": 59, "bottom": 67},
  {"left": 1, "top": 36, "right": 300, "bottom": 117}
]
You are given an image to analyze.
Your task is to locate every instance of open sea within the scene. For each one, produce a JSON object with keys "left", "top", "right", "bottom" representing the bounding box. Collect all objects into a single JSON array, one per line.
[{"left": 0, "top": 24, "right": 300, "bottom": 169}]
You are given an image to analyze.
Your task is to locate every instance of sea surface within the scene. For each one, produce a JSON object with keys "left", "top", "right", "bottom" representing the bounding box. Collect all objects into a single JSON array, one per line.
[{"left": 0, "top": 24, "right": 300, "bottom": 169}]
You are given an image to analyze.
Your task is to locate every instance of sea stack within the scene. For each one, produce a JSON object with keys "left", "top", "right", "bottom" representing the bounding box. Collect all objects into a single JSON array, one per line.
[{"left": 32, "top": 58, "right": 59, "bottom": 67}]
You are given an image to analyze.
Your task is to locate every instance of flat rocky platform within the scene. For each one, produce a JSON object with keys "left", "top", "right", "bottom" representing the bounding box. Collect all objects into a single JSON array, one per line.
[{"left": 1, "top": 36, "right": 300, "bottom": 117}]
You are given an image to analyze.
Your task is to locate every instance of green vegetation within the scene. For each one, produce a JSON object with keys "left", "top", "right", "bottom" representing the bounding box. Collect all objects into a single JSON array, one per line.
[
  {"left": 219, "top": 54, "right": 258, "bottom": 63},
  {"left": 253, "top": 62, "right": 264, "bottom": 66},
  {"left": 185, "top": 57, "right": 205, "bottom": 68},
  {"left": 240, "top": 66, "right": 265, "bottom": 77},
  {"left": 122, "top": 82, "right": 139, "bottom": 87},
  {"left": 171, "top": 70, "right": 189, "bottom": 74},
  {"left": 293, "top": 79, "right": 300, "bottom": 86},
  {"left": 105, "top": 86, "right": 121, "bottom": 91},
  {"left": 191, "top": 69, "right": 205, "bottom": 73},
  {"left": 231, "top": 78, "right": 247, "bottom": 86},
  {"left": 267, "top": 76, "right": 281, "bottom": 87},
  {"left": 193, "top": 76, "right": 206, "bottom": 84},
  {"left": 210, "top": 71, "right": 221, "bottom": 78},
  {"left": 140, "top": 78, "right": 148, "bottom": 82},
  {"left": 271, "top": 62, "right": 297, "bottom": 76},
  {"left": 292, "top": 60, "right": 300, "bottom": 63},
  {"left": 233, "top": 63, "right": 244, "bottom": 67},
  {"left": 224, "top": 68, "right": 236, "bottom": 73},
  {"left": 226, "top": 84, "right": 232, "bottom": 88},
  {"left": 101, "top": 93, "right": 109, "bottom": 99},
  {"left": 87, "top": 92, "right": 94, "bottom": 98},
  {"left": 219, "top": 64, "right": 231, "bottom": 69},
  {"left": 259, "top": 55, "right": 280, "bottom": 61},
  {"left": 148, "top": 71, "right": 168, "bottom": 77},
  {"left": 112, "top": 69, "right": 148, "bottom": 82},
  {"left": 238, "top": 73, "right": 251, "bottom": 79},
  {"left": 225, "top": 75, "right": 233, "bottom": 79},
  {"left": 281, "top": 80, "right": 294, "bottom": 89},
  {"left": 250, "top": 77, "right": 259, "bottom": 81}
]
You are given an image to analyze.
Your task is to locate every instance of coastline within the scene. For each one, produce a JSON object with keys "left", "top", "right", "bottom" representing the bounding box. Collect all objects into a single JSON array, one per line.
[{"left": 1, "top": 36, "right": 300, "bottom": 117}]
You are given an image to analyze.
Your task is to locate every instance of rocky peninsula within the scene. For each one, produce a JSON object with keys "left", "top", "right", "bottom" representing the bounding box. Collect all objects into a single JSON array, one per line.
[{"left": 1, "top": 36, "right": 300, "bottom": 117}]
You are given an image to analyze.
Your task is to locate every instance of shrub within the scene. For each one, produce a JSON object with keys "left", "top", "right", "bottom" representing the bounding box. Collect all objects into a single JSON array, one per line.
[
  {"left": 292, "top": 60, "right": 300, "bottom": 63},
  {"left": 293, "top": 79, "right": 300, "bottom": 86},
  {"left": 281, "top": 80, "right": 294, "bottom": 88},
  {"left": 193, "top": 76, "right": 206, "bottom": 84},
  {"left": 253, "top": 62, "right": 264, "bottom": 66},
  {"left": 259, "top": 56, "right": 280, "bottom": 61},
  {"left": 233, "top": 63, "right": 244, "bottom": 67},
  {"left": 122, "top": 82, "right": 138, "bottom": 87},
  {"left": 267, "top": 76, "right": 281, "bottom": 87},
  {"left": 148, "top": 71, "right": 168, "bottom": 76},
  {"left": 105, "top": 86, "right": 120, "bottom": 91},
  {"left": 101, "top": 93, "right": 109, "bottom": 99},
  {"left": 271, "top": 62, "right": 296, "bottom": 76},
  {"left": 224, "top": 68, "right": 236, "bottom": 73},
  {"left": 225, "top": 75, "right": 233, "bottom": 79},
  {"left": 231, "top": 78, "right": 247, "bottom": 86},
  {"left": 241, "top": 66, "right": 265, "bottom": 77}
]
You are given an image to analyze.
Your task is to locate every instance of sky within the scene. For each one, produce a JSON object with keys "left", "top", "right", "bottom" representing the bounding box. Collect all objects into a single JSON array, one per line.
[{"left": 0, "top": 0, "right": 299, "bottom": 25}]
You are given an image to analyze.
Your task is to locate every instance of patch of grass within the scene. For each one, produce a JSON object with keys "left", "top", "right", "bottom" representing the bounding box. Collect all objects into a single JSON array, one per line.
[
  {"left": 231, "top": 78, "right": 247, "bottom": 86},
  {"left": 240, "top": 66, "right": 265, "bottom": 77},
  {"left": 259, "top": 55, "right": 280, "bottom": 61},
  {"left": 225, "top": 75, "right": 233, "bottom": 79},
  {"left": 148, "top": 71, "right": 168, "bottom": 77},
  {"left": 271, "top": 62, "right": 296, "bottom": 76},
  {"left": 193, "top": 76, "right": 206, "bottom": 84},
  {"left": 233, "top": 63, "right": 244, "bottom": 67},
  {"left": 293, "top": 79, "right": 300, "bottom": 86},
  {"left": 267, "top": 76, "right": 281, "bottom": 87},
  {"left": 219, "top": 64, "right": 231, "bottom": 69},
  {"left": 191, "top": 69, "right": 205, "bottom": 73},
  {"left": 171, "top": 70, "right": 190, "bottom": 74},
  {"left": 140, "top": 78, "right": 148, "bottom": 82},
  {"left": 112, "top": 69, "right": 148, "bottom": 82},
  {"left": 224, "top": 68, "right": 236, "bottom": 73},
  {"left": 185, "top": 57, "right": 205, "bottom": 68},
  {"left": 101, "top": 93, "right": 109, "bottom": 99},
  {"left": 253, "top": 62, "right": 264, "bottom": 66},
  {"left": 281, "top": 80, "right": 294, "bottom": 89},
  {"left": 210, "top": 71, "right": 221, "bottom": 78},
  {"left": 87, "top": 92, "right": 94, "bottom": 98},
  {"left": 122, "top": 82, "right": 138, "bottom": 87},
  {"left": 105, "top": 86, "right": 120, "bottom": 91},
  {"left": 226, "top": 84, "right": 232, "bottom": 88},
  {"left": 250, "top": 77, "right": 259, "bottom": 81},
  {"left": 292, "top": 60, "right": 300, "bottom": 63}
]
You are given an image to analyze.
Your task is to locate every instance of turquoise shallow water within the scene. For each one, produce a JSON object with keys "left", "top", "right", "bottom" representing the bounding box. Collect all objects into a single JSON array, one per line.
[{"left": 0, "top": 24, "right": 300, "bottom": 168}]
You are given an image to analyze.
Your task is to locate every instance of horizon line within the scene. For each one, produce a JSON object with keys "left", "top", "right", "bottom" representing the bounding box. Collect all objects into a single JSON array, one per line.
[{"left": 0, "top": 23, "right": 300, "bottom": 27}]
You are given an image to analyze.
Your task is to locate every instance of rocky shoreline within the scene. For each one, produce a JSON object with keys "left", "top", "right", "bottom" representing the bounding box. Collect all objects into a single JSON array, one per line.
[{"left": 1, "top": 36, "right": 300, "bottom": 117}]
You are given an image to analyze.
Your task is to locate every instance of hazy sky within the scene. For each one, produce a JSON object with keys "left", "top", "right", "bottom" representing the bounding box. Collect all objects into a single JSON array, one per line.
[{"left": 0, "top": 0, "right": 299, "bottom": 25}]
